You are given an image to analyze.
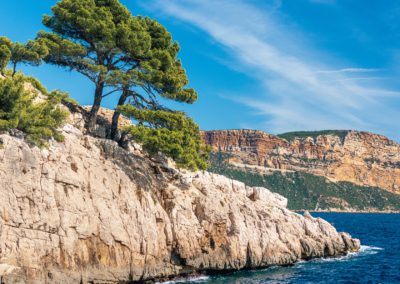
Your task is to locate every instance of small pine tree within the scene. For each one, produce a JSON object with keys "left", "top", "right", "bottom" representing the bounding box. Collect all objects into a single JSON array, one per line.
[
  {"left": 0, "top": 37, "right": 48, "bottom": 77},
  {"left": 0, "top": 70, "right": 69, "bottom": 148},
  {"left": 118, "top": 106, "right": 212, "bottom": 171}
]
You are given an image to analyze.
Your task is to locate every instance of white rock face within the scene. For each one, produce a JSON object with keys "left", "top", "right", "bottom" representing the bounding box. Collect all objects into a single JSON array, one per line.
[
  {"left": 0, "top": 125, "right": 360, "bottom": 283},
  {"left": 252, "top": 187, "right": 288, "bottom": 207}
]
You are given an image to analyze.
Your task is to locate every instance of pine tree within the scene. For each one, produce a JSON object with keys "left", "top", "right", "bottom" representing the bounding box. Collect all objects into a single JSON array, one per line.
[
  {"left": 107, "top": 16, "right": 197, "bottom": 140},
  {"left": 37, "top": 0, "right": 208, "bottom": 170},
  {"left": 37, "top": 0, "right": 150, "bottom": 134},
  {"left": 0, "top": 37, "right": 48, "bottom": 77},
  {"left": 37, "top": 0, "right": 197, "bottom": 136}
]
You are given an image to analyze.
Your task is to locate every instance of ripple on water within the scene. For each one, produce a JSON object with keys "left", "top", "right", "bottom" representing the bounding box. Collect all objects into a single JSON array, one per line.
[{"left": 155, "top": 276, "right": 210, "bottom": 284}]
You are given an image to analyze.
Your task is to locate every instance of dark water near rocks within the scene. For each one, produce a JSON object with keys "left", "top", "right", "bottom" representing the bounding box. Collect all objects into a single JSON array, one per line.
[{"left": 161, "top": 213, "right": 400, "bottom": 284}]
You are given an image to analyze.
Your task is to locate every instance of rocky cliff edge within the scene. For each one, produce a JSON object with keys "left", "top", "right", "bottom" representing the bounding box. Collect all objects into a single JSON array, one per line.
[{"left": 0, "top": 123, "right": 360, "bottom": 283}]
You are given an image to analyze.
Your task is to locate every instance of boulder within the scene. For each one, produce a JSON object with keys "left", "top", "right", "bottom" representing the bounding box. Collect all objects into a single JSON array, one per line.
[{"left": 252, "top": 187, "right": 288, "bottom": 208}]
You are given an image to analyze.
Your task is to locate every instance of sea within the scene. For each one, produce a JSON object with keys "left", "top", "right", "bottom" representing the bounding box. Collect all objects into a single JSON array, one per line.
[{"left": 160, "top": 212, "right": 400, "bottom": 284}]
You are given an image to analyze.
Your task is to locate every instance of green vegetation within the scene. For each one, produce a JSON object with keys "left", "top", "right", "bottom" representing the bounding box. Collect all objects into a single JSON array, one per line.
[
  {"left": 363, "top": 158, "right": 400, "bottom": 169},
  {"left": 208, "top": 151, "right": 232, "bottom": 172},
  {"left": 277, "top": 130, "right": 349, "bottom": 141},
  {"left": 0, "top": 37, "right": 48, "bottom": 77},
  {"left": 23, "top": 72, "right": 78, "bottom": 106},
  {"left": 0, "top": 70, "right": 70, "bottom": 148},
  {"left": 119, "top": 107, "right": 211, "bottom": 171},
  {"left": 208, "top": 152, "right": 400, "bottom": 211},
  {"left": 38, "top": 0, "right": 197, "bottom": 138},
  {"left": 29, "top": 0, "right": 207, "bottom": 170}
]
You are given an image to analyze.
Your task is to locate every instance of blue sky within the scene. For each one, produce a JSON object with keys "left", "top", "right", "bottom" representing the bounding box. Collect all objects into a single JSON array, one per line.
[{"left": 1, "top": 0, "right": 400, "bottom": 141}]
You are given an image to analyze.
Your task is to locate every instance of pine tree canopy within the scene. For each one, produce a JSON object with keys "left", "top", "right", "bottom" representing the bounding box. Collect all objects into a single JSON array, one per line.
[
  {"left": 37, "top": 0, "right": 197, "bottom": 134},
  {"left": 118, "top": 105, "right": 212, "bottom": 171},
  {"left": 0, "top": 69, "right": 71, "bottom": 148},
  {"left": 0, "top": 37, "right": 48, "bottom": 77}
]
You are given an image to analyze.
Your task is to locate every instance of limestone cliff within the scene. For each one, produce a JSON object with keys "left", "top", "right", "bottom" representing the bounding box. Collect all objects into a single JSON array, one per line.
[
  {"left": 0, "top": 123, "right": 360, "bottom": 283},
  {"left": 201, "top": 129, "right": 400, "bottom": 194}
]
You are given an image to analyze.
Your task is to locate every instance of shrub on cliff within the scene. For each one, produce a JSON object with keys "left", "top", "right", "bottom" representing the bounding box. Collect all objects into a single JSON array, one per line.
[
  {"left": 118, "top": 106, "right": 212, "bottom": 171},
  {"left": 0, "top": 71, "right": 70, "bottom": 148}
]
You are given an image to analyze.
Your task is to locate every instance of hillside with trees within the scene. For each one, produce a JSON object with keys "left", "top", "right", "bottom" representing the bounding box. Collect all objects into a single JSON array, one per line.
[{"left": 208, "top": 151, "right": 400, "bottom": 211}]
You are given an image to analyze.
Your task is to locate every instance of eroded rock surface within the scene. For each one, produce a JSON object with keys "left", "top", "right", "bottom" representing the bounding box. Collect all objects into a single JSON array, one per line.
[
  {"left": 201, "top": 129, "right": 400, "bottom": 194},
  {"left": 0, "top": 126, "right": 360, "bottom": 283}
]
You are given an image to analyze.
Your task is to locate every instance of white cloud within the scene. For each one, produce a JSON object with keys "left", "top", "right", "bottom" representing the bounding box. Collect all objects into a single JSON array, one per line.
[
  {"left": 318, "top": 68, "right": 383, "bottom": 73},
  {"left": 146, "top": 0, "right": 400, "bottom": 139},
  {"left": 339, "top": 68, "right": 381, "bottom": 72},
  {"left": 328, "top": 77, "right": 384, "bottom": 82}
]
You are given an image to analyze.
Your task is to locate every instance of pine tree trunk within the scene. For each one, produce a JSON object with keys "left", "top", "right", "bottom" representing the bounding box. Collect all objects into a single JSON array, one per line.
[
  {"left": 12, "top": 62, "right": 17, "bottom": 77},
  {"left": 110, "top": 89, "right": 130, "bottom": 140},
  {"left": 87, "top": 82, "right": 104, "bottom": 134}
]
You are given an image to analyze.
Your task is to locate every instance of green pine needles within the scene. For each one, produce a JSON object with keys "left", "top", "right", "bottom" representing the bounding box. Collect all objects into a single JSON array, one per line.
[
  {"left": 36, "top": 0, "right": 210, "bottom": 170},
  {"left": 118, "top": 106, "right": 212, "bottom": 171},
  {"left": 0, "top": 37, "right": 48, "bottom": 77},
  {"left": 0, "top": 70, "right": 70, "bottom": 148},
  {"left": 37, "top": 0, "right": 197, "bottom": 135}
]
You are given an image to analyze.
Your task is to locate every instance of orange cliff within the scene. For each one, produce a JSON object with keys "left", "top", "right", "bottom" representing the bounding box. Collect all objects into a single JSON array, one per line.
[{"left": 200, "top": 129, "right": 400, "bottom": 194}]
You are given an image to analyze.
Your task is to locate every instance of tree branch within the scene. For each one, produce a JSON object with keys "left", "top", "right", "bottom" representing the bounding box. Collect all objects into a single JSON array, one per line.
[
  {"left": 111, "top": 53, "right": 129, "bottom": 67},
  {"left": 64, "top": 60, "right": 96, "bottom": 83},
  {"left": 102, "top": 89, "right": 121, "bottom": 98}
]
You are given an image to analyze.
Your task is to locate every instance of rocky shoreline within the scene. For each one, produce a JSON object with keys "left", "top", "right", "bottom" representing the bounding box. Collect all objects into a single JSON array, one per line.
[
  {"left": 296, "top": 210, "right": 400, "bottom": 214},
  {"left": 0, "top": 122, "right": 360, "bottom": 283},
  {"left": 135, "top": 251, "right": 354, "bottom": 284},
  {"left": 0, "top": 95, "right": 360, "bottom": 283}
]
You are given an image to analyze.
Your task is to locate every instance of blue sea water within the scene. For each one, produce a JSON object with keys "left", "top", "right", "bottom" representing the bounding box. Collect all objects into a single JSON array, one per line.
[{"left": 163, "top": 213, "right": 400, "bottom": 284}]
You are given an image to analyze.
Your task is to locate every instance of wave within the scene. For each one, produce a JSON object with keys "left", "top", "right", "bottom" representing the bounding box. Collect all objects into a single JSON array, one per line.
[
  {"left": 155, "top": 276, "right": 210, "bottom": 284},
  {"left": 356, "top": 245, "right": 384, "bottom": 255},
  {"left": 303, "top": 245, "right": 384, "bottom": 264},
  {"left": 360, "top": 245, "right": 384, "bottom": 251}
]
